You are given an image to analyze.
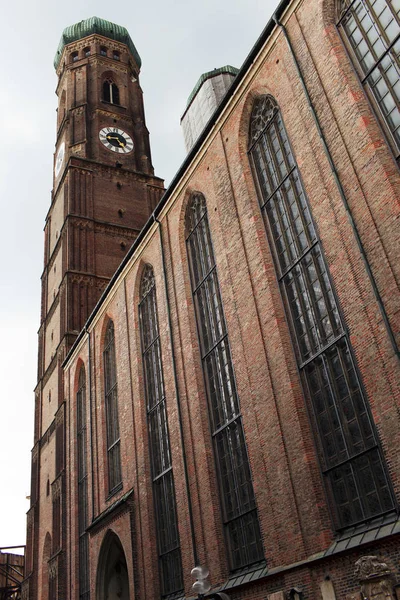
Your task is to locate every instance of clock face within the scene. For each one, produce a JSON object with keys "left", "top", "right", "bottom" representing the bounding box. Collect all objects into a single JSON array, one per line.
[
  {"left": 55, "top": 142, "right": 65, "bottom": 177},
  {"left": 99, "top": 127, "right": 134, "bottom": 154}
]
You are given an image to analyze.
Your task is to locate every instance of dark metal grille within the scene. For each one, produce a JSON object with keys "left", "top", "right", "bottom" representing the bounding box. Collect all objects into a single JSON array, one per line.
[
  {"left": 249, "top": 95, "right": 395, "bottom": 529},
  {"left": 103, "top": 321, "right": 122, "bottom": 493},
  {"left": 338, "top": 0, "right": 400, "bottom": 152},
  {"left": 139, "top": 265, "right": 183, "bottom": 596},
  {"left": 77, "top": 366, "right": 90, "bottom": 600},
  {"left": 186, "top": 194, "right": 264, "bottom": 570}
]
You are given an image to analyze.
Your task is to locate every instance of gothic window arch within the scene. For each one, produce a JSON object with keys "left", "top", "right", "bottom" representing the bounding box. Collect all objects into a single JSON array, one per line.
[
  {"left": 185, "top": 193, "right": 264, "bottom": 570},
  {"left": 103, "top": 320, "right": 122, "bottom": 493},
  {"left": 138, "top": 264, "right": 183, "bottom": 596},
  {"left": 248, "top": 95, "right": 395, "bottom": 529},
  {"left": 103, "top": 78, "right": 120, "bottom": 105},
  {"left": 77, "top": 365, "right": 90, "bottom": 600},
  {"left": 337, "top": 0, "right": 400, "bottom": 154}
]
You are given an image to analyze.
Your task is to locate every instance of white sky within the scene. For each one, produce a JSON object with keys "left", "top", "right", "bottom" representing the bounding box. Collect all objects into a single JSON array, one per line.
[{"left": 0, "top": 0, "right": 276, "bottom": 550}]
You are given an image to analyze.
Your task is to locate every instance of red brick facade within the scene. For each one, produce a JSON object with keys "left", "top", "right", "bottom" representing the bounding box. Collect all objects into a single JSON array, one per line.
[{"left": 25, "top": 2, "right": 400, "bottom": 600}]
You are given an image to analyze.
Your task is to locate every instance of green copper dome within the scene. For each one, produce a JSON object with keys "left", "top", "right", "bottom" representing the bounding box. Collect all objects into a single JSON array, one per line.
[{"left": 54, "top": 16, "right": 141, "bottom": 70}]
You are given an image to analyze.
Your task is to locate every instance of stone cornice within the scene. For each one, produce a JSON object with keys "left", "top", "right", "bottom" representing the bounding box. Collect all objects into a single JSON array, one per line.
[
  {"left": 42, "top": 353, "right": 57, "bottom": 388},
  {"left": 40, "top": 419, "right": 56, "bottom": 449},
  {"left": 44, "top": 289, "right": 60, "bottom": 325},
  {"left": 89, "top": 57, "right": 129, "bottom": 74},
  {"left": 94, "top": 107, "right": 131, "bottom": 122},
  {"left": 55, "top": 402, "right": 65, "bottom": 427},
  {"left": 56, "top": 33, "right": 138, "bottom": 77},
  {"left": 87, "top": 489, "right": 134, "bottom": 534}
]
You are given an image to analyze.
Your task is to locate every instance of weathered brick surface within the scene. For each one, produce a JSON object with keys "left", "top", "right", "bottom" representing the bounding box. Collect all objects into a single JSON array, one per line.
[{"left": 29, "top": 3, "right": 400, "bottom": 600}]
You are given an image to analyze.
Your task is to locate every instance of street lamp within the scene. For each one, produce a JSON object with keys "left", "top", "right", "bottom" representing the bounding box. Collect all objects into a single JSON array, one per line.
[{"left": 191, "top": 565, "right": 211, "bottom": 598}]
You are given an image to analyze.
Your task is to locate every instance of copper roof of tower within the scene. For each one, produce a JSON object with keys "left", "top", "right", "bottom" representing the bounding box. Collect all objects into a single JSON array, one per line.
[
  {"left": 54, "top": 16, "right": 141, "bottom": 69},
  {"left": 185, "top": 65, "right": 239, "bottom": 108}
]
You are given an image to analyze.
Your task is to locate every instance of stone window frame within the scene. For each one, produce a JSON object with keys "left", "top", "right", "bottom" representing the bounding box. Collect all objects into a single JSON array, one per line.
[
  {"left": 76, "top": 364, "right": 90, "bottom": 600},
  {"left": 103, "top": 320, "right": 122, "bottom": 495},
  {"left": 248, "top": 94, "right": 396, "bottom": 530},
  {"left": 185, "top": 192, "right": 264, "bottom": 571},
  {"left": 138, "top": 264, "right": 184, "bottom": 597}
]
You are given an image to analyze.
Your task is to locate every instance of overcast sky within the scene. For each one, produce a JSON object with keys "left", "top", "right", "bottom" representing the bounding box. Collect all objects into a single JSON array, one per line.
[{"left": 0, "top": 0, "right": 277, "bottom": 550}]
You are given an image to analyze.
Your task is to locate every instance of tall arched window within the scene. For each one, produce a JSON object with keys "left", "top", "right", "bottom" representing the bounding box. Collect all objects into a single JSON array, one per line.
[
  {"left": 186, "top": 193, "right": 264, "bottom": 570},
  {"left": 77, "top": 365, "right": 90, "bottom": 600},
  {"left": 103, "top": 79, "right": 120, "bottom": 105},
  {"left": 249, "top": 95, "right": 395, "bottom": 529},
  {"left": 103, "top": 320, "right": 122, "bottom": 493},
  {"left": 139, "top": 265, "right": 183, "bottom": 596},
  {"left": 337, "top": 0, "right": 400, "bottom": 153}
]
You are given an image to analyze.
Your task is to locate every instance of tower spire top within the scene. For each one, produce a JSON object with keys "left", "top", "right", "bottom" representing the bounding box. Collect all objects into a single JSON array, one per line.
[{"left": 53, "top": 16, "right": 141, "bottom": 69}]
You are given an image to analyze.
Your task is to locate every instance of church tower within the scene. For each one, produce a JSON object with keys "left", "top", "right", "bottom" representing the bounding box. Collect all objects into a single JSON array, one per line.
[{"left": 25, "top": 18, "right": 164, "bottom": 599}]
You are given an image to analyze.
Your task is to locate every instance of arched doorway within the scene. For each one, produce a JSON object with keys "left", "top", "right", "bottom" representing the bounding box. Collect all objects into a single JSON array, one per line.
[{"left": 96, "top": 530, "right": 130, "bottom": 600}]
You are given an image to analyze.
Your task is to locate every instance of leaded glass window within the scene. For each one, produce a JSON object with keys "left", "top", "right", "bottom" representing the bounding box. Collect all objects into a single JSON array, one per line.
[
  {"left": 249, "top": 95, "right": 395, "bottom": 529},
  {"left": 103, "top": 320, "right": 122, "bottom": 493},
  {"left": 139, "top": 265, "right": 183, "bottom": 596},
  {"left": 186, "top": 194, "right": 264, "bottom": 570},
  {"left": 337, "top": 0, "right": 400, "bottom": 153},
  {"left": 77, "top": 366, "right": 90, "bottom": 600}
]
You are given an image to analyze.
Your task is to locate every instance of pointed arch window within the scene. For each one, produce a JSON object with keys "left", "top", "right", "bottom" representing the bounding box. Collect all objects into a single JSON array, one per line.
[
  {"left": 139, "top": 265, "right": 183, "bottom": 596},
  {"left": 77, "top": 365, "right": 90, "bottom": 600},
  {"left": 249, "top": 95, "right": 395, "bottom": 529},
  {"left": 103, "top": 320, "right": 122, "bottom": 493},
  {"left": 337, "top": 0, "right": 400, "bottom": 153},
  {"left": 103, "top": 79, "right": 120, "bottom": 105},
  {"left": 186, "top": 194, "right": 264, "bottom": 570}
]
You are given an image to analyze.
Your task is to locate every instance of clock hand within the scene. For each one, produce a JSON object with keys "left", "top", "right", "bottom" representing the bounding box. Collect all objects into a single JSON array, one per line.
[{"left": 106, "top": 134, "right": 126, "bottom": 147}]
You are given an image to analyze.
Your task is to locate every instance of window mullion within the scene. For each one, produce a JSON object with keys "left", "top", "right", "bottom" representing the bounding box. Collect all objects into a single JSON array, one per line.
[
  {"left": 312, "top": 250, "right": 342, "bottom": 341},
  {"left": 387, "top": 0, "right": 400, "bottom": 26},
  {"left": 321, "top": 352, "right": 352, "bottom": 461},
  {"left": 335, "top": 343, "right": 376, "bottom": 450},
  {"left": 368, "top": 53, "right": 400, "bottom": 113},
  {"left": 285, "top": 263, "right": 319, "bottom": 357},
  {"left": 256, "top": 139, "right": 279, "bottom": 202},
  {"left": 360, "top": 31, "right": 400, "bottom": 80},
  {"left": 308, "top": 355, "right": 345, "bottom": 469},
  {"left": 351, "top": 7, "right": 386, "bottom": 65},
  {"left": 264, "top": 127, "right": 303, "bottom": 268},
  {"left": 365, "top": 0, "right": 397, "bottom": 44},
  {"left": 299, "top": 254, "right": 329, "bottom": 348}
]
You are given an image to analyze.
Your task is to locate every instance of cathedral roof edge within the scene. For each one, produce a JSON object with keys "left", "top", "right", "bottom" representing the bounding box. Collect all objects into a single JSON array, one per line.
[{"left": 62, "top": 0, "right": 291, "bottom": 369}]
